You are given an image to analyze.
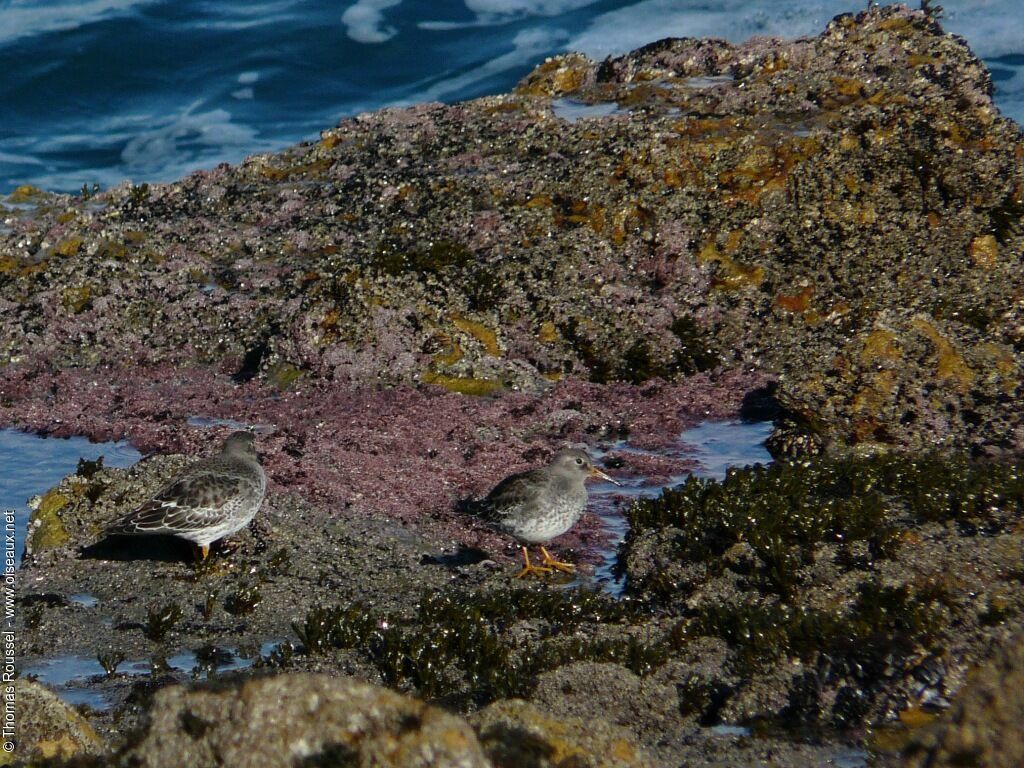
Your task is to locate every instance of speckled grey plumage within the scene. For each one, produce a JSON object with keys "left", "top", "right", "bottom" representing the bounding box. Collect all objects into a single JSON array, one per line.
[
  {"left": 471, "top": 448, "right": 612, "bottom": 544},
  {"left": 106, "top": 431, "right": 266, "bottom": 549}
]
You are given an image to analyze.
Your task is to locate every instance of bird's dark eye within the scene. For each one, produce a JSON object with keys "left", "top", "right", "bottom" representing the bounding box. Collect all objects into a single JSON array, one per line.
[{"left": 575, "top": 457, "right": 584, "bottom": 465}]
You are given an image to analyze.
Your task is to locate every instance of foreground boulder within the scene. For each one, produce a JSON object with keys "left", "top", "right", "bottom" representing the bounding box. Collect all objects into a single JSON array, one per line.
[
  {"left": 120, "top": 674, "right": 488, "bottom": 768},
  {"left": 4, "top": 680, "right": 104, "bottom": 765},
  {"left": 904, "top": 632, "right": 1024, "bottom": 768},
  {"left": 473, "top": 699, "right": 653, "bottom": 768}
]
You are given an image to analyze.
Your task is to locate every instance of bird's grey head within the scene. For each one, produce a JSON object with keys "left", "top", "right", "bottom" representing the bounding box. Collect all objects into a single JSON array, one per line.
[
  {"left": 550, "top": 448, "right": 619, "bottom": 485},
  {"left": 222, "top": 431, "right": 258, "bottom": 459}
]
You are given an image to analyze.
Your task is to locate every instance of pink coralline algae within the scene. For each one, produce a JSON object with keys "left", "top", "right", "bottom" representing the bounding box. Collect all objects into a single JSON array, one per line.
[{"left": 0, "top": 364, "right": 768, "bottom": 556}]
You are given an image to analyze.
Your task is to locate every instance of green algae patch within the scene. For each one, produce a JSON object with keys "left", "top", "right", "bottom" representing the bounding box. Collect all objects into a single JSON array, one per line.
[
  {"left": 515, "top": 52, "right": 590, "bottom": 96},
  {"left": 451, "top": 314, "right": 501, "bottom": 357},
  {"left": 423, "top": 372, "right": 503, "bottom": 396},
  {"left": 61, "top": 285, "right": 93, "bottom": 314},
  {"left": 268, "top": 363, "right": 303, "bottom": 391},
  {"left": 911, "top": 318, "right": 975, "bottom": 391},
  {"left": 94, "top": 238, "right": 130, "bottom": 261},
  {"left": 7, "top": 185, "right": 47, "bottom": 204},
  {"left": 697, "top": 238, "right": 765, "bottom": 292},
  {"left": 30, "top": 489, "right": 72, "bottom": 551},
  {"left": 258, "top": 156, "right": 333, "bottom": 181},
  {"left": 431, "top": 339, "right": 465, "bottom": 367},
  {"left": 53, "top": 236, "right": 84, "bottom": 257}
]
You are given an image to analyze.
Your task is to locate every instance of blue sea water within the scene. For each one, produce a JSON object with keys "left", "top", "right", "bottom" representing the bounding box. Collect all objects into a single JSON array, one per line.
[
  {"left": 0, "top": 429, "right": 141, "bottom": 561},
  {"left": 0, "top": 0, "right": 1021, "bottom": 195}
]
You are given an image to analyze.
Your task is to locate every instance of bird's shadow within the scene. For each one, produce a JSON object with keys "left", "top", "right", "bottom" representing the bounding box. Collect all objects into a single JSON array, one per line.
[
  {"left": 80, "top": 535, "right": 194, "bottom": 563},
  {"left": 420, "top": 545, "right": 491, "bottom": 568}
]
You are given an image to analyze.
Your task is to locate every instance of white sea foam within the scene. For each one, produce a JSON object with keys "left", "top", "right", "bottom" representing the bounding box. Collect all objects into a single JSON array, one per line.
[
  {"left": 567, "top": 0, "right": 858, "bottom": 59},
  {"left": 392, "top": 27, "right": 569, "bottom": 105},
  {"left": 463, "top": 0, "right": 599, "bottom": 20},
  {"left": 0, "top": 151, "right": 44, "bottom": 166},
  {"left": 342, "top": 0, "right": 404, "bottom": 44},
  {"left": 192, "top": 0, "right": 301, "bottom": 31},
  {"left": 233, "top": 71, "right": 258, "bottom": 99},
  {"left": 2, "top": 102, "right": 275, "bottom": 191},
  {"left": 119, "top": 100, "right": 263, "bottom": 173},
  {"left": 419, "top": 0, "right": 598, "bottom": 31},
  {"left": 941, "top": 0, "right": 1024, "bottom": 59},
  {"left": 0, "top": 0, "right": 156, "bottom": 48},
  {"left": 0, "top": 100, "right": 272, "bottom": 189}
]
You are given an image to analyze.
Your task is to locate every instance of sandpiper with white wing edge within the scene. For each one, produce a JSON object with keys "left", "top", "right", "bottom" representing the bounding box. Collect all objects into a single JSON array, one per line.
[{"left": 106, "top": 431, "right": 266, "bottom": 561}]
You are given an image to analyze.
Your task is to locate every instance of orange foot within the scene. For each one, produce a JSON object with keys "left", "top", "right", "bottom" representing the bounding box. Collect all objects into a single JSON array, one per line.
[
  {"left": 539, "top": 545, "right": 575, "bottom": 574},
  {"left": 516, "top": 546, "right": 553, "bottom": 579}
]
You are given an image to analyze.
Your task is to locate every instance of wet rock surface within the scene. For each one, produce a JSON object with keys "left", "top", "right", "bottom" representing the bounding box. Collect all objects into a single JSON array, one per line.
[
  {"left": 4, "top": 680, "right": 104, "bottom": 765},
  {"left": 903, "top": 632, "right": 1024, "bottom": 768},
  {"left": 5, "top": 5, "right": 1024, "bottom": 768},
  {"left": 1, "top": 5, "right": 1021, "bottom": 455},
  {"left": 472, "top": 698, "right": 653, "bottom": 768},
  {"left": 115, "top": 673, "right": 489, "bottom": 768}
]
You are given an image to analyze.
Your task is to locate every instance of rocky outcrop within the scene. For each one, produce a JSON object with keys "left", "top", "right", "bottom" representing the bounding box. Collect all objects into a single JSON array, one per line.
[
  {"left": 4, "top": 5, "right": 1024, "bottom": 768},
  {"left": 2, "top": 680, "right": 105, "bottom": 765},
  {"left": 119, "top": 674, "right": 489, "bottom": 768},
  {"left": 904, "top": 633, "right": 1024, "bottom": 768},
  {"left": 473, "top": 698, "right": 653, "bottom": 768},
  {"left": 1, "top": 5, "right": 1021, "bottom": 455}
]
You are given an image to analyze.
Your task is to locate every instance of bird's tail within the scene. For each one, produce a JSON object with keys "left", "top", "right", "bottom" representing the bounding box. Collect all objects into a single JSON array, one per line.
[{"left": 455, "top": 497, "right": 487, "bottom": 517}]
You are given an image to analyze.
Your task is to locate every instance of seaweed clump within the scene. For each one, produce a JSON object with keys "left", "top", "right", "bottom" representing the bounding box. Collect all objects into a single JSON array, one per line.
[
  {"left": 686, "top": 579, "right": 949, "bottom": 726},
  {"left": 624, "top": 451, "right": 1023, "bottom": 599},
  {"left": 279, "top": 587, "right": 643, "bottom": 709},
  {"left": 690, "top": 580, "right": 945, "bottom": 680},
  {"left": 144, "top": 603, "right": 184, "bottom": 642},
  {"left": 371, "top": 238, "right": 475, "bottom": 277}
]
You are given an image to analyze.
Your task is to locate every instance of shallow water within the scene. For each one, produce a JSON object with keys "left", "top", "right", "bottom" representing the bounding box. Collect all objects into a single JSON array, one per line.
[
  {"left": 683, "top": 74, "right": 736, "bottom": 89},
  {"left": 551, "top": 98, "right": 625, "bottom": 123},
  {"left": 584, "top": 419, "right": 773, "bottom": 596},
  {"left": 21, "top": 641, "right": 281, "bottom": 710},
  {"left": 0, "top": 429, "right": 141, "bottom": 561}
]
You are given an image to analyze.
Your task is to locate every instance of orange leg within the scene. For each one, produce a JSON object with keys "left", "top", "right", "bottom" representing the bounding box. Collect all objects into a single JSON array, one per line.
[
  {"left": 539, "top": 545, "right": 575, "bottom": 574},
  {"left": 516, "top": 546, "right": 553, "bottom": 579}
]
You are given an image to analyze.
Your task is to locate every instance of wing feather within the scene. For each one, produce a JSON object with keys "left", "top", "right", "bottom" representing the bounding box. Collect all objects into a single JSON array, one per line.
[
  {"left": 106, "top": 463, "right": 251, "bottom": 536},
  {"left": 470, "top": 467, "right": 548, "bottom": 523}
]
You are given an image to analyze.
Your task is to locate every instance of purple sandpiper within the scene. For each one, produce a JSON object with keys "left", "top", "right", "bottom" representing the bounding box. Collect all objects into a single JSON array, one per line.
[
  {"left": 467, "top": 447, "right": 619, "bottom": 578},
  {"left": 106, "top": 431, "right": 266, "bottom": 561}
]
